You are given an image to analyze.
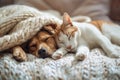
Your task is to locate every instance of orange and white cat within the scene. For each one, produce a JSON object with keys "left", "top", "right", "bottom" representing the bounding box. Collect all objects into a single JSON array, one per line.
[{"left": 52, "top": 13, "right": 120, "bottom": 60}]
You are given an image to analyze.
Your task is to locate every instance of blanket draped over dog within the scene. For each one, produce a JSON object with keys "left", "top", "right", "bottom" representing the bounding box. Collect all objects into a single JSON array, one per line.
[{"left": 0, "top": 5, "right": 120, "bottom": 80}]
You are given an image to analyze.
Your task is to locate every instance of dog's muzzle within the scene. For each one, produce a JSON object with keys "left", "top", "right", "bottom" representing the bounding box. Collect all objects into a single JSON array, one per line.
[{"left": 38, "top": 48, "right": 49, "bottom": 58}]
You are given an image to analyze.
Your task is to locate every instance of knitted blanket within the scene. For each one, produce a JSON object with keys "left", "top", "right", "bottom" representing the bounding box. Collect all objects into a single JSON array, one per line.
[
  {"left": 0, "top": 5, "right": 61, "bottom": 51},
  {"left": 0, "top": 5, "right": 120, "bottom": 80}
]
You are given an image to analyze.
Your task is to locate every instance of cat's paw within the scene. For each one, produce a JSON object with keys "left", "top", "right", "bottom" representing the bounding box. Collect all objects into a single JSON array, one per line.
[
  {"left": 13, "top": 46, "right": 27, "bottom": 61},
  {"left": 52, "top": 51, "right": 63, "bottom": 60},
  {"left": 75, "top": 46, "right": 89, "bottom": 61},
  {"left": 108, "top": 45, "right": 120, "bottom": 58},
  {"left": 109, "top": 52, "right": 120, "bottom": 58},
  {"left": 75, "top": 53, "right": 86, "bottom": 61},
  {"left": 108, "top": 52, "right": 120, "bottom": 58}
]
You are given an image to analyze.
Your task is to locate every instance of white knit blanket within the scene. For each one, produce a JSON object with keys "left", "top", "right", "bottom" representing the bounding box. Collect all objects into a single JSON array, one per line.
[{"left": 0, "top": 5, "right": 120, "bottom": 80}]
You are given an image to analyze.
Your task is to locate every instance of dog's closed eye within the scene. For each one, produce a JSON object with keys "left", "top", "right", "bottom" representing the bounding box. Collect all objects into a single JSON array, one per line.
[
  {"left": 44, "top": 37, "right": 49, "bottom": 41},
  {"left": 30, "top": 44, "right": 36, "bottom": 48},
  {"left": 44, "top": 36, "right": 54, "bottom": 42},
  {"left": 29, "top": 43, "right": 37, "bottom": 52}
]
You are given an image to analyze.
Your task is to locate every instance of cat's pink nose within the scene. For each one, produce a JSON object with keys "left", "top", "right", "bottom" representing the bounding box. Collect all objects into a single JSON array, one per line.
[{"left": 66, "top": 45, "right": 72, "bottom": 50}]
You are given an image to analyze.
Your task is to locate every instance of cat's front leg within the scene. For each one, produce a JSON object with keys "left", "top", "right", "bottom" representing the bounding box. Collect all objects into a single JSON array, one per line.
[
  {"left": 75, "top": 46, "right": 90, "bottom": 61},
  {"left": 52, "top": 47, "right": 67, "bottom": 60}
]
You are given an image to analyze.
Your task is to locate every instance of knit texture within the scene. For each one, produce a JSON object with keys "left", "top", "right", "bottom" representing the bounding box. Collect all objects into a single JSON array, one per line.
[
  {"left": 0, "top": 5, "right": 61, "bottom": 51},
  {"left": 0, "top": 5, "right": 120, "bottom": 80},
  {"left": 0, "top": 49, "right": 120, "bottom": 80}
]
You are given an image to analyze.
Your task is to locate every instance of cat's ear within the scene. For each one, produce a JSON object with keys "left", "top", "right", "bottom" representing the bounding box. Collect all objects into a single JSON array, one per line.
[{"left": 63, "top": 12, "right": 72, "bottom": 26}]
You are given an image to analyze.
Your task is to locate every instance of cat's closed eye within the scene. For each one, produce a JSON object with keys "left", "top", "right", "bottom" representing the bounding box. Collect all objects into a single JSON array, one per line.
[
  {"left": 59, "top": 40, "right": 64, "bottom": 44},
  {"left": 68, "top": 35, "right": 73, "bottom": 40}
]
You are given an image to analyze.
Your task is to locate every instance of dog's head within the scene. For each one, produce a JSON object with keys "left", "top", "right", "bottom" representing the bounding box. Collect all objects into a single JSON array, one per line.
[{"left": 28, "top": 24, "right": 59, "bottom": 58}]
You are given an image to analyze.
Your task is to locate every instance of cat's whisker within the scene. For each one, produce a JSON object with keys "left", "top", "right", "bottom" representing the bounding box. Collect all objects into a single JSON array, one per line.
[{"left": 66, "top": 48, "right": 75, "bottom": 53}]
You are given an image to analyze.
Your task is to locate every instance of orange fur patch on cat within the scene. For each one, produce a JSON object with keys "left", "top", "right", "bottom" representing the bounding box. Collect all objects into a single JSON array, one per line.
[
  {"left": 90, "top": 20, "right": 104, "bottom": 31},
  {"left": 52, "top": 12, "right": 120, "bottom": 60}
]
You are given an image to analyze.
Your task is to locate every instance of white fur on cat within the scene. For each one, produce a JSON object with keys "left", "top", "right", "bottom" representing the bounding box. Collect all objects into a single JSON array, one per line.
[{"left": 52, "top": 13, "right": 120, "bottom": 60}]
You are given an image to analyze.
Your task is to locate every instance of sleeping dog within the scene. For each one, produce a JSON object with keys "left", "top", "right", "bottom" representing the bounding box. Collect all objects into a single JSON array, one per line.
[{"left": 12, "top": 24, "right": 59, "bottom": 61}]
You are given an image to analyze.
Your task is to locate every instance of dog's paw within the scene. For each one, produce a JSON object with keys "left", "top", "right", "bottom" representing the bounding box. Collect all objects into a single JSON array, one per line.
[
  {"left": 13, "top": 46, "right": 27, "bottom": 61},
  {"left": 52, "top": 52, "right": 63, "bottom": 60}
]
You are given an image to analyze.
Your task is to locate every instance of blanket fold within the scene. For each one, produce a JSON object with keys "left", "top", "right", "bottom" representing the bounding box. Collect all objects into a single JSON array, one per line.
[{"left": 0, "top": 5, "right": 61, "bottom": 51}]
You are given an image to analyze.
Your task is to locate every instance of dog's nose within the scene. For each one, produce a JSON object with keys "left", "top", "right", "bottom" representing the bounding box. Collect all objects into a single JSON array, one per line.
[
  {"left": 39, "top": 48, "right": 46, "bottom": 53},
  {"left": 38, "top": 48, "right": 47, "bottom": 58}
]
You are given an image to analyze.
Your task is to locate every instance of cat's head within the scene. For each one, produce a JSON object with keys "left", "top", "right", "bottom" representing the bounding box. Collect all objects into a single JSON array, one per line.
[{"left": 56, "top": 13, "right": 78, "bottom": 51}]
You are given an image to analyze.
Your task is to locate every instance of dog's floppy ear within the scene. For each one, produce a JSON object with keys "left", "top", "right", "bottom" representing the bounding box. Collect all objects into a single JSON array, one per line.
[
  {"left": 43, "top": 24, "right": 60, "bottom": 35},
  {"left": 63, "top": 12, "right": 72, "bottom": 26}
]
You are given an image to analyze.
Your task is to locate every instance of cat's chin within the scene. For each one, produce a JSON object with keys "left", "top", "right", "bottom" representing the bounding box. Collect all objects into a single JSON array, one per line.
[{"left": 66, "top": 48, "right": 76, "bottom": 53}]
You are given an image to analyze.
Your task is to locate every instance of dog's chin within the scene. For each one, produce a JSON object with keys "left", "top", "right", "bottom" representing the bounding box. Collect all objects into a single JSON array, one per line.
[
  {"left": 30, "top": 48, "right": 54, "bottom": 58},
  {"left": 30, "top": 51, "right": 39, "bottom": 57},
  {"left": 36, "top": 52, "right": 52, "bottom": 58}
]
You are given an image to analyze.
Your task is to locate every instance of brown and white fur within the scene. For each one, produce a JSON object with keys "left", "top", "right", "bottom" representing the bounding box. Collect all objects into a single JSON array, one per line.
[
  {"left": 9, "top": 24, "right": 58, "bottom": 61},
  {"left": 52, "top": 13, "right": 120, "bottom": 60}
]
